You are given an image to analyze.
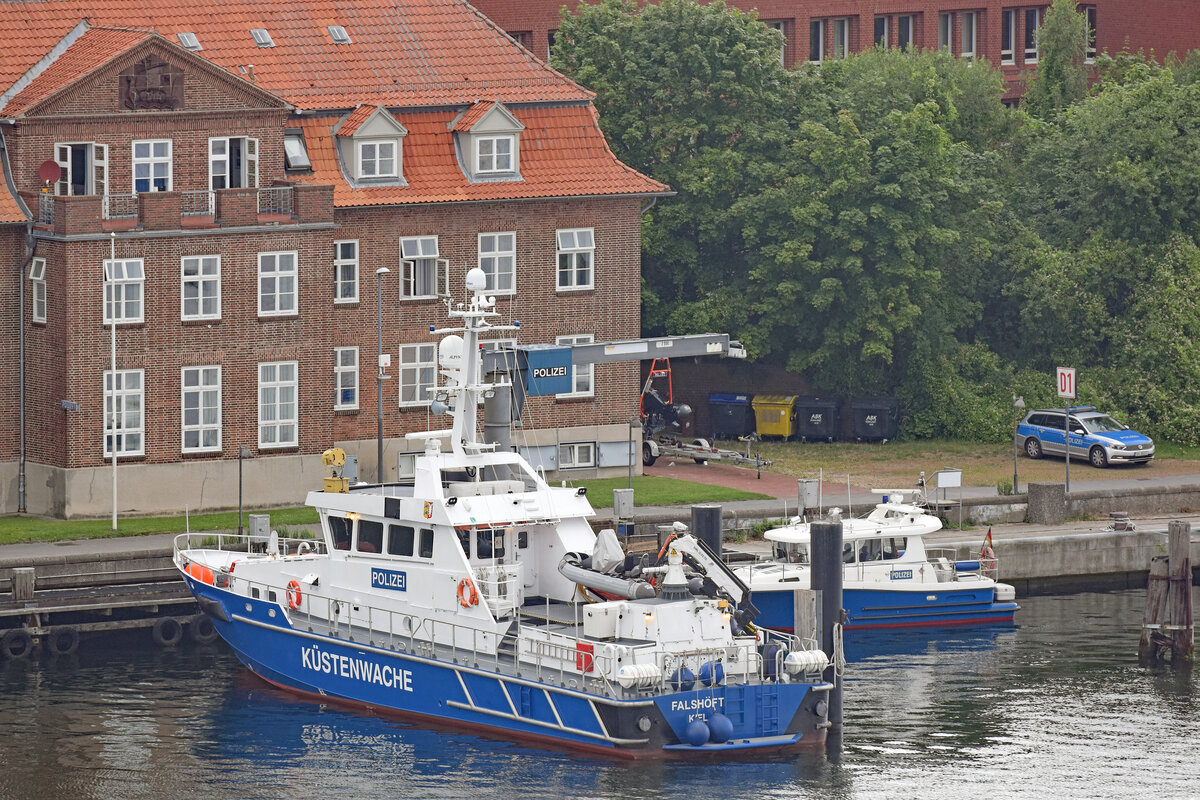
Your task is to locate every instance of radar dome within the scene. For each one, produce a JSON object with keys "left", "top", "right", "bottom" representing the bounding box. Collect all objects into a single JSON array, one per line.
[{"left": 465, "top": 267, "right": 487, "bottom": 292}]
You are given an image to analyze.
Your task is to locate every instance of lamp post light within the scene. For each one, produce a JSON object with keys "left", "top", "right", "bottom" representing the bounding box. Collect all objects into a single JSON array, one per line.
[
  {"left": 376, "top": 266, "right": 391, "bottom": 484},
  {"left": 1013, "top": 395, "right": 1025, "bottom": 494},
  {"left": 238, "top": 445, "right": 253, "bottom": 535}
]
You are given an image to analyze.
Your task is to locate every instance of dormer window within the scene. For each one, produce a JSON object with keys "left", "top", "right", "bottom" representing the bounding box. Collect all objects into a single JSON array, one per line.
[
  {"left": 251, "top": 29, "right": 274, "bottom": 48},
  {"left": 476, "top": 135, "right": 514, "bottom": 174},
  {"left": 359, "top": 140, "right": 397, "bottom": 178}
]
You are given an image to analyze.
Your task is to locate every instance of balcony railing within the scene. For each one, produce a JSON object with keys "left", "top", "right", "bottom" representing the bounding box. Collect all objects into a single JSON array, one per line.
[
  {"left": 180, "top": 190, "right": 215, "bottom": 217},
  {"left": 258, "top": 186, "right": 293, "bottom": 216},
  {"left": 37, "top": 193, "right": 54, "bottom": 226},
  {"left": 102, "top": 193, "right": 139, "bottom": 221}
]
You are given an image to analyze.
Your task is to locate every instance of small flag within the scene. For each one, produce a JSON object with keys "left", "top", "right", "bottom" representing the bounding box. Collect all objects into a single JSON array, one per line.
[{"left": 980, "top": 527, "right": 994, "bottom": 557}]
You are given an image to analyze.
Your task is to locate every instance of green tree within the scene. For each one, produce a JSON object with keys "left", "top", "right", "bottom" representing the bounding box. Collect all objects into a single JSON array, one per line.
[{"left": 1023, "top": 0, "right": 1090, "bottom": 119}]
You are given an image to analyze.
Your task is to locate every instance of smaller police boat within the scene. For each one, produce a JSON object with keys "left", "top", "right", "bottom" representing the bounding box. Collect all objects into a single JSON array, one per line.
[
  {"left": 175, "top": 270, "right": 833, "bottom": 757},
  {"left": 736, "top": 492, "right": 1019, "bottom": 631}
]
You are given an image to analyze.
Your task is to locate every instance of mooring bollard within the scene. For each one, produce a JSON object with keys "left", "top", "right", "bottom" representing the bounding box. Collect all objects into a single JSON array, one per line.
[
  {"left": 1139, "top": 520, "right": 1194, "bottom": 663},
  {"left": 810, "top": 519, "right": 844, "bottom": 756}
]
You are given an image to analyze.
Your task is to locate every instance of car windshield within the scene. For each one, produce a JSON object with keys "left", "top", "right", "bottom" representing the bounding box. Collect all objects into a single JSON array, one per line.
[{"left": 1083, "top": 415, "right": 1125, "bottom": 433}]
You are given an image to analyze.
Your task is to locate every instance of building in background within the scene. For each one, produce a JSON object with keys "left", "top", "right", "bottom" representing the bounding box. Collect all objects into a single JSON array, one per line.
[
  {"left": 0, "top": 1, "right": 667, "bottom": 517},
  {"left": 477, "top": 0, "right": 1200, "bottom": 101}
]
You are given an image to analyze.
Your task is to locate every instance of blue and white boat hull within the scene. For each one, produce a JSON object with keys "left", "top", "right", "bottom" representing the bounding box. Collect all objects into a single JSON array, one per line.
[{"left": 751, "top": 584, "right": 1018, "bottom": 631}]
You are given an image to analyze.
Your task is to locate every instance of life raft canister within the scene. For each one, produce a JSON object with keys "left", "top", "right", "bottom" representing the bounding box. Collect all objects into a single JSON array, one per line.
[
  {"left": 457, "top": 577, "right": 479, "bottom": 608},
  {"left": 286, "top": 579, "right": 303, "bottom": 610}
]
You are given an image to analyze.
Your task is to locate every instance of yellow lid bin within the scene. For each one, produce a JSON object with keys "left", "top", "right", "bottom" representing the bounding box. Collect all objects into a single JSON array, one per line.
[{"left": 751, "top": 394, "right": 798, "bottom": 439}]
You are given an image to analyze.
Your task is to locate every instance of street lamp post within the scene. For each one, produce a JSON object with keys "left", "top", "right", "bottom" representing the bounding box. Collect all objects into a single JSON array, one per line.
[
  {"left": 1013, "top": 395, "right": 1025, "bottom": 494},
  {"left": 376, "top": 267, "right": 391, "bottom": 484}
]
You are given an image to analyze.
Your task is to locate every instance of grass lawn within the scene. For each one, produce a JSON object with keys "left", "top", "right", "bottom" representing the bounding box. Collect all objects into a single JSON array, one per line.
[
  {"left": 0, "top": 507, "right": 319, "bottom": 546},
  {"left": 573, "top": 476, "right": 770, "bottom": 508}
]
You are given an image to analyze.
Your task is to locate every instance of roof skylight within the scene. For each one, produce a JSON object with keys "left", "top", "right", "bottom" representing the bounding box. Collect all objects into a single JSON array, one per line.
[
  {"left": 251, "top": 28, "right": 275, "bottom": 48},
  {"left": 328, "top": 26, "right": 352, "bottom": 45},
  {"left": 177, "top": 32, "right": 202, "bottom": 51}
]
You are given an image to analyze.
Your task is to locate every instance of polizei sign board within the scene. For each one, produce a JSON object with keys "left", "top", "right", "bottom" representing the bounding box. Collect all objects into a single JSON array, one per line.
[{"left": 519, "top": 344, "right": 573, "bottom": 396}]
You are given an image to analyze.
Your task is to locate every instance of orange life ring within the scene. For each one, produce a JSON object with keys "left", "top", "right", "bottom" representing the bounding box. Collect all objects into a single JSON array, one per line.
[
  {"left": 286, "top": 580, "right": 303, "bottom": 610},
  {"left": 980, "top": 545, "right": 997, "bottom": 574},
  {"left": 457, "top": 577, "right": 479, "bottom": 608}
]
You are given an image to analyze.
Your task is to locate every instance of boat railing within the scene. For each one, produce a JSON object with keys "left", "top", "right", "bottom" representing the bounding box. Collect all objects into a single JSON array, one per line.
[
  {"left": 926, "top": 547, "right": 998, "bottom": 582},
  {"left": 472, "top": 563, "right": 523, "bottom": 617},
  {"left": 173, "top": 531, "right": 328, "bottom": 560}
]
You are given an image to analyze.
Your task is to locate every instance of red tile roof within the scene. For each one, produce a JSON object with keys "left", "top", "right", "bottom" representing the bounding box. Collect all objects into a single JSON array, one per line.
[
  {"left": 335, "top": 105, "right": 379, "bottom": 136},
  {"left": 2, "top": 27, "right": 152, "bottom": 116},
  {"left": 0, "top": 184, "right": 27, "bottom": 224},
  {"left": 450, "top": 100, "right": 496, "bottom": 132},
  {"left": 0, "top": 0, "right": 591, "bottom": 111},
  {"left": 297, "top": 104, "right": 668, "bottom": 206}
]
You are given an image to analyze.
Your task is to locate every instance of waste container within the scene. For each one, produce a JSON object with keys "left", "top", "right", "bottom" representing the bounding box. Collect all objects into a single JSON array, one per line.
[
  {"left": 796, "top": 396, "right": 840, "bottom": 442},
  {"left": 708, "top": 393, "right": 755, "bottom": 439},
  {"left": 850, "top": 398, "right": 899, "bottom": 441},
  {"left": 752, "top": 395, "right": 798, "bottom": 439}
]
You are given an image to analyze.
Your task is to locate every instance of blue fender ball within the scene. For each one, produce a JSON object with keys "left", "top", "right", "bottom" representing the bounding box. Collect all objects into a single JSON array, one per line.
[
  {"left": 669, "top": 667, "right": 695, "bottom": 692},
  {"left": 685, "top": 720, "right": 710, "bottom": 747},
  {"left": 707, "top": 713, "right": 734, "bottom": 743},
  {"left": 698, "top": 660, "right": 725, "bottom": 687}
]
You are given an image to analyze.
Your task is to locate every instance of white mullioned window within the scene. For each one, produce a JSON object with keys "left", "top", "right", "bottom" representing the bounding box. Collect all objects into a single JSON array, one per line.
[
  {"left": 961, "top": 11, "right": 977, "bottom": 58},
  {"left": 897, "top": 15, "right": 913, "bottom": 49},
  {"left": 558, "top": 441, "right": 596, "bottom": 469},
  {"left": 1001, "top": 9, "right": 1016, "bottom": 64},
  {"left": 478, "top": 232, "right": 515, "bottom": 294},
  {"left": 258, "top": 251, "right": 297, "bottom": 316},
  {"left": 556, "top": 228, "right": 594, "bottom": 291},
  {"left": 335, "top": 347, "right": 359, "bottom": 410},
  {"left": 1085, "top": 6, "right": 1096, "bottom": 62},
  {"left": 939, "top": 13, "right": 952, "bottom": 51},
  {"left": 832, "top": 18, "right": 849, "bottom": 58},
  {"left": 556, "top": 334, "right": 593, "bottom": 398},
  {"left": 1025, "top": 8, "right": 1039, "bottom": 63},
  {"left": 181, "top": 365, "right": 221, "bottom": 453},
  {"left": 767, "top": 21, "right": 786, "bottom": 65},
  {"left": 103, "top": 258, "right": 144, "bottom": 324},
  {"left": 399, "top": 236, "right": 448, "bottom": 299},
  {"left": 104, "top": 369, "right": 144, "bottom": 458},
  {"left": 809, "top": 19, "right": 825, "bottom": 62},
  {"left": 334, "top": 240, "right": 359, "bottom": 303},
  {"left": 30, "top": 257, "right": 46, "bottom": 323},
  {"left": 132, "top": 139, "right": 171, "bottom": 192},
  {"left": 258, "top": 361, "right": 298, "bottom": 448},
  {"left": 398, "top": 343, "right": 436, "bottom": 406},
  {"left": 209, "top": 137, "right": 258, "bottom": 190},
  {"left": 359, "top": 140, "right": 397, "bottom": 178},
  {"left": 181, "top": 255, "right": 220, "bottom": 320},
  {"left": 476, "top": 135, "right": 514, "bottom": 174},
  {"left": 874, "top": 16, "right": 887, "bottom": 47}
]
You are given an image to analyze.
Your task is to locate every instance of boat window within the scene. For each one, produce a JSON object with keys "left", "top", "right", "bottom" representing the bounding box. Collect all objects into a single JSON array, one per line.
[
  {"left": 418, "top": 528, "right": 434, "bottom": 558},
  {"left": 387, "top": 524, "right": 415, "bottom": 557},
  {"left": 329, "top": 516, "right": 352, "bottom": 550},
  {"left": 518, "top": 530, "right": 528, "bottom": 549},
  {"left": 773, "top": 542, "right": 808, "bottom": 564},
  {"left": 859, "top": 539, "right": 883, "bottom": 561},
  {"left": 842, "top": 542, "right": 856, "bottom": 563},
  {"left": 457, "top": 529, "right": 471, "bottom": 556},
  {"left": 357, "top": 520, "right": 383, "bottom": 553},
  {"left": 476, "top": 529, "right": 506, "bottom": 560},
  {"left": 882, "top": 537, "right": 906, "bottom": 559}
]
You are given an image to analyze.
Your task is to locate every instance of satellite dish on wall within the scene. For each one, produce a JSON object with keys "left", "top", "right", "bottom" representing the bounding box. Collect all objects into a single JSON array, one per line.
[{"left": 38, "top": 160, "right": 61, "bottom": 185}]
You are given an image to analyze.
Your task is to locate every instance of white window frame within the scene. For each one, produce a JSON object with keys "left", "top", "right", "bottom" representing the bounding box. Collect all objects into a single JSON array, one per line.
[
  {"left": 328, "top": 25, "right": 352, "bottom": 44},
  {"left": 832, "top": 18, "right": 849, "bottom": 59},
  {"left": 181, "top": 365, "right": 221, "bottom": 453},
  {"left": 556, "top": 334, "right": 594, "bottom": 398},
  {"left": 961, "top": 11, "right": 976, "bottom": 59},
  {"left": 334, "top": 240, "right": 359, "bottom": 303},
  {"left": 258, "top": 251, "right": 298, "bottom": 317},
  {"left": 938, "top": 13, "right": 952, "bottom": 52},
  {"left": 358, "top": 140, "right": 397, "bottom": 178},
  {"left": 132, "top": 139, "right": 171, "bottom": 192},
  {"left": 1024, "top": 8, "right": 1039, "bottom": 63},
  {"left": 478, "top": 232, "right": 515, "bottom": 295},
  {"left": 874, "top": 16, "right": 888, "bottom": 47},
  {"left": 475, "top": 135, "right": 514, "bottom": 174},
  {"left": 399, "top": 236, "right": 448, "bottom": 299},
  {"left": 258, "top": 361, "right": 298, "bottom": 448},
  {"left": 896, "top": 15, "right": 913, "bottom": 49},
  {"left": 1001, "top": 9, "right": 1016, "bottom": 64},
  {"left": 558, "top": 441, "right": 596, "bottom": 470},
  {"left": 1085, "top": 6, "right": 1096, "bottom": 63},
  {"left": 181, "top": 255, "right": 221, "bottom": 321},
  {"left": 209, "top": 136, "right": 258, "bottom": 190},
  {"left": 104, "top": 369, "right": 144, "bottom": 458},
  {"left": 335, "top": 347, "right": 359, "bottom": 410},
  {"left": 766, "top": 21, "right": 786, "bottom": 65},
  {"left": 809, "top": 19, "right": 825, "bottom": 63},
  {"left": 103, "top": 258, "right": 144, "bottom": 325},
  {"left": 30, "top": 257, "right": 46, "bottom": 323},
  {"left": 55, "top": 142, "right": 107, "bottom": 197},
  {"left": 556, "top": 228, "right": 595, "bottom": 292},
  {"left": 398, "top": 343, "right": 437, "bottom": 407}
]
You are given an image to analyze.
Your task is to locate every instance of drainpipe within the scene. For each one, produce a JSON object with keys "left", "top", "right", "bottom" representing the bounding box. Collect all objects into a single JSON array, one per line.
[{"left": 0, "top": 127, "right": 32, "bottom": 513}]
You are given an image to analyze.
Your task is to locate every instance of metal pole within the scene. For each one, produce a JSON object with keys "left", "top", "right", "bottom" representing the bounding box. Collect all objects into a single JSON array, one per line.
[
  {"left": 238, "top": 445, "right": 245, "bottom": 536},
  {"left": 1064, "top": 401, "right": 1071, "bottom": 493},
  {"left": 376, "top": 266, "right": 390, "bottom": 484},
  {"left": 110, "top": 233, "right": 117, "bottom": 532},
  {"left": 1012, "top": 395, "right": 1024, "bottom": 494},
  {"left": 628, "top": 417, "right": 634, "bottom": 489}
]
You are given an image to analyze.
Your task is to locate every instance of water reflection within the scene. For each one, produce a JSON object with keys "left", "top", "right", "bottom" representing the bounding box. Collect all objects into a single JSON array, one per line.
[{"left": 0, "top": 591, "right": 1195, "bottom": 800}]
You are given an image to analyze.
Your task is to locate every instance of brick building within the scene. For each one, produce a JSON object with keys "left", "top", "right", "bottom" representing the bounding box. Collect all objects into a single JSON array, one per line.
[
  {"left": 0, "top": 2, "right": 667, "bottom": 517},
  {"left": 475, "top": 0, "right": 1200, "bottom": 100}
]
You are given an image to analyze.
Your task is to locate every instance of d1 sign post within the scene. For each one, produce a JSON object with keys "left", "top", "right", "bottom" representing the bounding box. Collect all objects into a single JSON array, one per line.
[{"left": 1057, "top": 367, "right": 1076, "bottom": 492}]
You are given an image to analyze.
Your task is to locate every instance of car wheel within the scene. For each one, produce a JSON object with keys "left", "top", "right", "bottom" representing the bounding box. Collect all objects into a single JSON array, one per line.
[
  {"left": 1089, "top": 446, "right": 1108, "bottom": 468},
  {"left": 1024, "top": 437, "right": 1042, "bottom": 459}
]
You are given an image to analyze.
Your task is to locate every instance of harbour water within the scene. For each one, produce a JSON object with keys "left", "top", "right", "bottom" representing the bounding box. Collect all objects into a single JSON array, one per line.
[{"left": 0, "top": 589, "right": 1195, "bottom": 800}]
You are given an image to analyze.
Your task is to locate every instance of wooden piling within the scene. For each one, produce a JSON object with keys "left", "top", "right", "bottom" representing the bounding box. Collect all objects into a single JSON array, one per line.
[
  {"left": 1139, "top": 520, "right": 1194, "bottom": 663},
  {"left": 12, "top": 567, "right": 35, "bottom": 602}
]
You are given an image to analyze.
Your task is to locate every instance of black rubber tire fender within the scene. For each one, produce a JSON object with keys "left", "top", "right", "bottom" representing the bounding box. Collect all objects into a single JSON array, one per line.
[
  {"left": 151, "top": 617, "right": 183, "bottom": 648},
  {"left": 46, "top": 626, "right": 79, "bottom": 656},
  {"left": 1, "top": 628, "right": 34, "bottom": 660},
  {"left": 188, "top": 614, "right": 218, "bottom": 644}
]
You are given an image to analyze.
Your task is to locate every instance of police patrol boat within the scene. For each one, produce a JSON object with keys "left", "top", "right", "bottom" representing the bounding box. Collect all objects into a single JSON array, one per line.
[
  {"left": 736, "top": 492, "right": 1019, "bottom": 631},
  {"left": 175, "top": 269, "right": 833, "bottom": 757}
]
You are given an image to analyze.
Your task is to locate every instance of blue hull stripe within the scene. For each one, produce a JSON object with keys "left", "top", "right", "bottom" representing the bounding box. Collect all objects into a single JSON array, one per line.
[{"left": 754, "top": 586, "right": 1018, "bottom": 630}]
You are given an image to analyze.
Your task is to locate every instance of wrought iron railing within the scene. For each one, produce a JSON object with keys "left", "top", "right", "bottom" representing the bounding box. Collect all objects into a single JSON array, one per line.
[
  {"left": 102, "top": 193, "right": 138, "bottom": 221},
  {"left": 181, "top": 190, "right": 215, "bottom": 217},
  {"left": 257, "top": 186, "right": 293, "bottom": 216}
]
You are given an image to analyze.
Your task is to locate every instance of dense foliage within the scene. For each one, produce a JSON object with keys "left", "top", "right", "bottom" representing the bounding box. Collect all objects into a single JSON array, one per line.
[{"left": 552, "top": 0, "right": 1200, "bottom": 444}]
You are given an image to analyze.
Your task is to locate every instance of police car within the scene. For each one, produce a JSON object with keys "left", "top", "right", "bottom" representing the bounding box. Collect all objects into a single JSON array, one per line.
[{"left": 1016, "top": 406, "right": 1154, "bottom": 467}]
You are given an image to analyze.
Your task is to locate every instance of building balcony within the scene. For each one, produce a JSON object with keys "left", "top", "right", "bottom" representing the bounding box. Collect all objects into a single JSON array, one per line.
[{"left": 23, "top": 182, "right": 333, "bottom": 236}]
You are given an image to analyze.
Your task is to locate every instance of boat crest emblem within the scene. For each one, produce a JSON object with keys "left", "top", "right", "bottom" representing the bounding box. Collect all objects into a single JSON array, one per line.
[{"left": 423, "top": 501, "right": 433, "bottom": 519}]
